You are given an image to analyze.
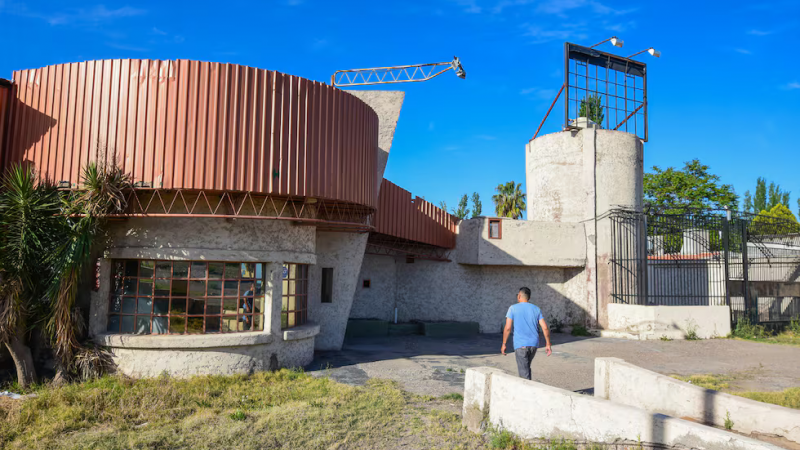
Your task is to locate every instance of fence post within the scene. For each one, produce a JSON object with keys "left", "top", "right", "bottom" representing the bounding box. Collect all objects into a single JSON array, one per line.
[
  {"left": 740, "top": 218, "right": 751, "bottom": 323},
  {"left": 640, "top": 213, "right": 649, "bottom": 306},
  {"left": 723, "top": 209, "right": 731, "bottom": 310}
]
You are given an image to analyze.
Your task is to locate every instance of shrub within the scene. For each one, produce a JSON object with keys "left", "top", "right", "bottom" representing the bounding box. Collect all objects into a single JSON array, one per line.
[
  {"left": 724, "top": 411, "right": 734, "bottom": 430},
  {"left": 571, "top": 324, "right": 591, "bottom": 337},
  {"left": 732, "top": 317, "right": 770, "bottom": 340},
  {"left": 229, "top": 409, "right": 246, "bottom": 421}
]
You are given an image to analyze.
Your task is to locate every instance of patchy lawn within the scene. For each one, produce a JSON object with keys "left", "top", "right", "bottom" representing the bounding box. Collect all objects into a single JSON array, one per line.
[
  {"left": 0, "top": 370, "right": 489, "bottom": 450},
  {"left": 673, "top": 374, "right": 800, "bottom": 409},
  {"left": 728, "top": 318, "right": 800, "bottom": 347}
]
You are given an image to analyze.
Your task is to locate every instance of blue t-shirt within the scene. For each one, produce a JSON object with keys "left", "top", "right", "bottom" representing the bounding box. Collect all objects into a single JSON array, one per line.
[{"left": 506, "top": 303, "right": 543, "bottom": 350}]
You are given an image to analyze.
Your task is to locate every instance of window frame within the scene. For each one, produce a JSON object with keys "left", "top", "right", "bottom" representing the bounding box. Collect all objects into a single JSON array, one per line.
[
  {"left": 281, "top": 263, "right": 309, "bottom": 329},
  {"left": 321, "top": 267, "right": 334, "bottom": 304},
  {"left": 107, "top": 259, "right": 266, "bottom": 335},
  {"left": 488, "top": 218, "right": 503, "bottom": 239}
]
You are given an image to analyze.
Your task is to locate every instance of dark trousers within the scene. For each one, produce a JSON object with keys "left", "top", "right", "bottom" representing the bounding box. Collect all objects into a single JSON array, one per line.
[{"left": 514, "top": 346, "right": 538, "bottom": 380}]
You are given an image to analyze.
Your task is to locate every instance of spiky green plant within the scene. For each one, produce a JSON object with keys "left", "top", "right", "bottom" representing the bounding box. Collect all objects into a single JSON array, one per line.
[
  {"left": 0, "top": 165, "right": 64, "bottom": 387},
  {"left": 579, "top": 94, "right": 604, "bottom": 125}
]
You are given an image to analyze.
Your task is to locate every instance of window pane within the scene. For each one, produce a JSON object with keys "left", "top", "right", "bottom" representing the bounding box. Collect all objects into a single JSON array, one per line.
[
  {"left": 207, "top": 280, "right": 222, "bottom": 297},
  {"left": 255, "top": 264, "right": 263, "bottom": 280},
  {"left": 154, "top": 279, "right": 170, "bottom": 297},
  {"left": 169, "top": 316, "right": 186, "bottom": 334},
  {"left": 156, "top": 261, "right": 171, "bottom": 278},
  {"left": 123, "top": 279, "right": 137, "bottom": 295},
  {"left": 282, "top": 279, "right": 288, "bottom": 294},
  {"left": 137, "top": 297, "right": 152, "bottom": 314},
  {"left": 224, "top": 280, "right": 239, "bottom": 296},
  {"left": 124, "top": 260, "right": 138, "bottom": 277},
  {"left": 208, "top": 263, "right": 224, "bottom": 279},
  {"left": 206, "top": 316, "right": 221, "bottom": 333},
  {"left": 241, "top": 263, "right": 255, "bottom": 279},
  {"left": 121, "top": 315, "right": 134, "bottom": 333},
  {"left": 281, "top": 313, "right": 288, "bottom": 329},
  {"left": 255, "top": 280, "right": 264, "bottom": 295},
  {"left": 189, "top": 280, "right": 206, "bottom": 297},
  {"left": 222, "top": 316, "right": 237, "bottom": 332},
  {"left": 138, "top": 280, "right": 153, "bottom": 296},
  {"left": 207, "top": 298, "right": 221, "bottom": 315},
  {"left": 122, "top": 297, "right": 136, "bottom": 314},
  {"left": 135, "top": 316, "right": 150, "bottom": 335},
  {"left": 253, "top": 296, "right": 264, "bottom": 314},
  {"left": 187, "top": 317, "right": 204, "bottom": 334},
  {"left": 173, "top": 261, "right": 189, "bottom": 278},
  {"left": 109, "top": 296, "right": 122, "bottom": 313},
  {"left": 253, "top": 314, "right": 263, "bottom": 331},
  {"left": 154, "top": 298, "right": 169, "bottom": 315},
  {"left": 238, "top": 316, "right": 252, "bottom": 332},
  {"left": 152, "top": 317, "right": 168, "bottom": 334},
  {"left": 107, "top": 315, "right": 120, "bottom": 332},
  {"left": 241, "top": 282, "right": 256, "bottom": 297},
  {"left": 240, "top": 297, "right": 253, "bottom": 314},
  {"left": 288, "top": 312, "right": 296, "bottom": 327},
  {"left": 140, "top": 261, "right": 155, "bottom": 278},
  {"left": 188, "top": 298, "right": 205, "bottom": 315},
  {"left": 171, "top": 279, "right": 188, "bottom": 297},
  {"left": 225, "top": 263, "right": 239, "bottom": 279},
  {"left": 190, "top": 262, "right": 207, "bottom": 279},
  {"left": 288, "top": 297, "right": 296, "bottom": 312},
  {"left": 281, "top": 297, "right": 288, "bottom": 312},
  {"left": 170, "top": 298, "right": 187, "bottom": 314},
  {"left": 223, "top": 298, "right": 238, "bottom": 315}
]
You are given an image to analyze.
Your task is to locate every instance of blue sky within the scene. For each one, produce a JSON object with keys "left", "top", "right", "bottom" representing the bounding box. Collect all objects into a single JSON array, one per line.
[{"left": 2, "top": 0, "right": 799, "bottom": 217}]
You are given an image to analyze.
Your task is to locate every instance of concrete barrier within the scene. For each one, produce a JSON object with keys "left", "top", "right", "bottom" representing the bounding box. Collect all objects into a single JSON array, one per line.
[
  {"left": 595, "top": 357, "right": 800, "bottom": 444},
  {"left": 605, "top": 304, "right": 731, "bottom": 340},
  {"left": 463, "top": 367, "right": 783, "bottom": 450}
]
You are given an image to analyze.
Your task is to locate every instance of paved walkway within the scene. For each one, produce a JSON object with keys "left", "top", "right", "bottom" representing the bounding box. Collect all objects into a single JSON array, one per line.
[{"left": 308, "top": 333, "right": 800, "bottom": 397}]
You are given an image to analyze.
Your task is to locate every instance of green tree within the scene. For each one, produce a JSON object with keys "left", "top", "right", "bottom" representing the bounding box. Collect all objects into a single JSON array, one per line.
[
  {"left": 0, "top": 166, "right": 65, "bottom": 387},
  {"left": 743, "top": 190, "right": 753, "bottom": 213},
  {"left": 643, "top": 159, "right": 738, "bottom": 213},
  {"left": 438, "top": 200, "right": 447, "bottom": 212},
  {"left": 578, "top": 94, "right": 604, "bottom": 126},
  {"left": 471, "top": 192, "right": 482, "bottom": 218},
  {"left": 754, "top": 177, "right": 767, "bottom": 213},
  {"left": 451, "top": 194, "right": 469, "bottom": 219},
  {"left": 492, "top": 181, "right": 526, "bottom": 219},
  {"left": 751, "top": 204, "right": 800, "bottom": 234}
]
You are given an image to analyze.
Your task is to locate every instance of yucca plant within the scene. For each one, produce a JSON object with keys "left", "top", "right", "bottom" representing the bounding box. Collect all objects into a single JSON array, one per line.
[
  {"left": 47, "top": 151, "right": 130, "bottom": 382},
  {"left": 0, "top": 165, "right": 65, "bottom": 387}
]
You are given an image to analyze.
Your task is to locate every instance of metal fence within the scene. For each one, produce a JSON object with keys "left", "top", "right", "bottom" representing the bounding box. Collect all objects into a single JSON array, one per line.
[{"left": 609, "top": 208, "right": 800, "bottom": 325}]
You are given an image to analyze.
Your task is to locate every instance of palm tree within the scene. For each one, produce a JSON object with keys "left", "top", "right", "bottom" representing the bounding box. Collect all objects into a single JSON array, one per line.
[
  {"left": 492, "top": 181, "right": 526, "bottom": 219},
  {"left": 0, "top": 165, "right": 65, "bottom": 387}
]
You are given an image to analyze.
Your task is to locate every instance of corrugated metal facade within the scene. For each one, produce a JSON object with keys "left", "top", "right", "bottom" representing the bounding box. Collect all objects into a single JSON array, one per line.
[
  {"left": 0, "top": 80, "right": 10, "bottom": 167},
  {"left": 3, "top": 60, "right": 379, "bottom": 208},
  {"left": 374, "top": 179, "right": 457, "bottom": 249}
]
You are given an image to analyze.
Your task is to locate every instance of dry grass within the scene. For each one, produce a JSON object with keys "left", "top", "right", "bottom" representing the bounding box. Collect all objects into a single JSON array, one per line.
[
  {"left": 0, "top": 369, "right": 491, "bottom": 450},
  {"left": 672, "top": 374, "right": 800, "bottom": 409}
]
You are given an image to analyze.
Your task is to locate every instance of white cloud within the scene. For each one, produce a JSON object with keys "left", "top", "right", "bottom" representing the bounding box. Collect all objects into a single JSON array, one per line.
[
  {"left": 734, "top": 48, "right": 752, "bottom": 55},
  {"left": 286, "top": 0, "right": 303, "bottom": 5},
  {"left": 520, "top": 87, "right": 557, "bottom": 100},
  {"left": 521, "top": 23, "right": 588, "bottom": 44},
  {"left": 747, "top": 29, "right": 774, "bottom": 36},
  {"left": 152, "top": 27, "right": 167, "bottom": 35},
  {"left": 451, "top": 0, "right": 482, "bottom": 13},
  {"left": 783, "top": 81, "right": 800, "bottom": 90},
  {"left": 107, "top": 42, "right": 149, "bottom": 52},
  {"left": 5, "top": 3, "right": 146, "bottom": 26},
  {"left": 475, "top": 134, "right": 497, "bottom": 140}
]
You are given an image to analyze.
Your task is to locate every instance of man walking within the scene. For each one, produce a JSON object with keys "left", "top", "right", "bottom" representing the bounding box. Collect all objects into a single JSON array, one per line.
[{"left": 501, "top": 287, "right": 552, "bottom": 380}]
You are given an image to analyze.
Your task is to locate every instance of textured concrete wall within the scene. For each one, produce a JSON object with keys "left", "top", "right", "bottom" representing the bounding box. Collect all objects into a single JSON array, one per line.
[
  {"left": 456, "top": 217, "right": 586, "bottom": 267},
  {"left": 349, "top": 253, "right": 397, "bottom": 320},
  {"left": 526, "top": 129, "right": 643, "bottom": 328},
  {"left": 464, "top": 367, "right": 782, "bottom": 450},
  {"left": 346, "top": 90, "right": 404, "bottom": 192},
  {"left": 605, "top": 304, "right": 731, "bottom": 340},
  {"left": 596, "top": 358, "right": 800, "bottom": 444},
  {"left": 309, "top": 231, "right": 369, "bottom": 350}
]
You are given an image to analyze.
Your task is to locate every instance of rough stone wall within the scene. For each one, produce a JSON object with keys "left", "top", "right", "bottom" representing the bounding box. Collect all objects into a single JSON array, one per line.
[
  {"left": 309, "top": 231, "right": 369, "bottom": 350},
  {"left": 349, "top": 253, "right": 397, "bottom": 321}
]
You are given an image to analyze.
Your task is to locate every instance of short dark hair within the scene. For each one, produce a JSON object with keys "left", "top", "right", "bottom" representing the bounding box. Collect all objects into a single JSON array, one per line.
[{"left": 519, "top": 287, "right": 531, "bottom": 300}]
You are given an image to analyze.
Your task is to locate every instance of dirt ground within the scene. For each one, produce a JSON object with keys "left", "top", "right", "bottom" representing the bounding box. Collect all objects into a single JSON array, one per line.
[{"left": 308, "top": 333, "right": 800, "bottom": 397}]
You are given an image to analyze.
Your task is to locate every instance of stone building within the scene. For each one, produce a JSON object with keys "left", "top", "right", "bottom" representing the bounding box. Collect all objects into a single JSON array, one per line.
[{"left": 0, "top": 58, "right": 729, "bottom": 377}]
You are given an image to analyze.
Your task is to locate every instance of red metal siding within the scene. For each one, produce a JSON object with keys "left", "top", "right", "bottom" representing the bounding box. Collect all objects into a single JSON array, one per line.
[
  {"left": 5, "top": 60, "right": 378, "bottom": 207},
  {"left": 0, "top": 80, "right": 11, "bottom": 170},
  {"left": 374, "top": 179, "right": 457, "bottom": 249}
]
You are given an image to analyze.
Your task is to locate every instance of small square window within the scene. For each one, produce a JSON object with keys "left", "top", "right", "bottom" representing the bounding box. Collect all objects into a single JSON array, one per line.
[
  {"left": 321, "top": 268, "right": 333, "bottom": 303},
  {"left": 488, "top": 219, "right": 502, "bottom": 239},
  {"left": 362, "top": 279, "right": 371, "bottom": 288}
]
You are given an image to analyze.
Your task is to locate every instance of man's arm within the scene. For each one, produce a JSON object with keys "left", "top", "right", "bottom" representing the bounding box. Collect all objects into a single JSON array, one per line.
[
  {"left": 501, "top": 318, "right": 512, "bottom": 355},
  {"left": 539, "top": 318, "right": 552, "bottom": 356}
]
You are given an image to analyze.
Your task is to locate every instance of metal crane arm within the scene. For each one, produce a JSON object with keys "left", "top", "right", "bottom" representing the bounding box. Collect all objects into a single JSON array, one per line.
[{"left": 331, "top": 57, "right": 465, "bottom": 87}]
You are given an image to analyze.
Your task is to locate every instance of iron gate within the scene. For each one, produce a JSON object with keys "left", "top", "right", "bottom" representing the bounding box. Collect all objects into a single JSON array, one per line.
[{"left": 609, "top": 208, "right": 800, "bottom": 326}]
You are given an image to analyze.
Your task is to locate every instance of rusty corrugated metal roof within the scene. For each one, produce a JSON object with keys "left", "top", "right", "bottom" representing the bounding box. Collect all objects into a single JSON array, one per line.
[{"left": 374, "top": 179, "right": 457, "bottom": 248}]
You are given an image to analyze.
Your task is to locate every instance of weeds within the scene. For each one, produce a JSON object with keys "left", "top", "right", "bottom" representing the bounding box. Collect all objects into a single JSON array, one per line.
[
  {"left": 673, "top": 374, "right": 800, "bottom": 409},
  {"left": 550, "top": 317, "right": 564, "bottom": 333},
  {"left": 440, "top": 393, "right": 464, "bottom": 401},
  {"left": 724, "top": 411, "right": 733, "bottom": 430},
  {"left": 684, "top": 321, "right": 700, "bottom": 340},
  {"left": 571, "top": 324, "right": 591, "bottom": 337},
  {"left": 229, "top": 410, "right": 246, "bottom": 421},
  {"left": 659, "top": 335, "right": 672, "bottom": 341},
  {"left": 730, "top": 317, "right": 800, "bottom": 346}
]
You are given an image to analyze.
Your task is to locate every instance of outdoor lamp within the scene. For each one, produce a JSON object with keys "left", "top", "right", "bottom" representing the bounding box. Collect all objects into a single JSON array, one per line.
[
  {"left": 628, "top": 47, "right": 661, "bottom": 59},
  {"left": 590, "top": 36, "right": 624, "bottom": 49},
  {"left": 452, "top": 56, "right": 466, "bottom": 79}
]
